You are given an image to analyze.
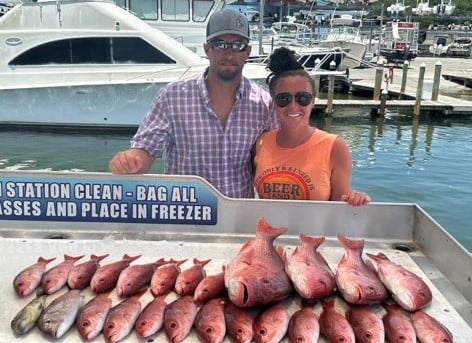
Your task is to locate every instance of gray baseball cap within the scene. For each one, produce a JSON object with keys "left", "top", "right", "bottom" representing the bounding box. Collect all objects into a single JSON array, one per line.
[{"left": 206, "top": 9, "right": 250, "bottom": 41}]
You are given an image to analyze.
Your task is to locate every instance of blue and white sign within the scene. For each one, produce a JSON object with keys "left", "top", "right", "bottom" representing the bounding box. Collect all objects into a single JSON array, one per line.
[{"left": 0, "top": 176, "right": 217, "bottom": 225}]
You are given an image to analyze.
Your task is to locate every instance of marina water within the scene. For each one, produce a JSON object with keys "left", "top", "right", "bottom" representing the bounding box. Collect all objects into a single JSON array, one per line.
[{"left": 0, "top": 113, "right": 470, "bottom": 252}]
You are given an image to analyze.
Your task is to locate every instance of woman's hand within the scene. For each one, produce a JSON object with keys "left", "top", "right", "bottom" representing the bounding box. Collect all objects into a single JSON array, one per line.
[{"left": 341, "top": 191, "right": 371, "bottom": 207}]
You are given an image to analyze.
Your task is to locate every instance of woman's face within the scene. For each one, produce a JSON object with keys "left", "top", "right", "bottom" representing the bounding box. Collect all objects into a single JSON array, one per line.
[{"left": 273, "top": 75, "right": 314, "bottom": 130}]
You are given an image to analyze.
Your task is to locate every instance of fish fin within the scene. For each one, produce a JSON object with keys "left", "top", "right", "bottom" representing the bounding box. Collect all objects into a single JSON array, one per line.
[
  {"left": 91, "top": 253, "right": 109, "bottom": 262},
  {"left": 123, "top": 254, "right": 142, "bottom": 262},
  {"left": 300, "top": 234, "right": 325, "bottom": 249},
  {"left": 64, "top": 254, "right": 85, "bottom": 262},
  {"left": 256, "top": 217, "right": 288, "bottom": 237},
  {"left": 38, "top": 256, "right": 56, "bottom": 265},
  {"left": 337, "top": 234, "right": 364, "bottom": 250},
  {"left": 193, "top": 258, "right": 212, "bottom": 266}
]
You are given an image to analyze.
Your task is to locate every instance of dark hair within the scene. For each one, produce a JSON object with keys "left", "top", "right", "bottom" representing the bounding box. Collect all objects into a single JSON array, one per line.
[{"left": 266, "top": 47, "right": 315, "bottom": 96}]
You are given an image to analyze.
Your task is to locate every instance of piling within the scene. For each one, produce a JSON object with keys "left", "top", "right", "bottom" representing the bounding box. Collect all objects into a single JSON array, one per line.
[
  {"left": 431, "top": 61, "right": 442, "bottom": 101},
  {"left": 326, "top": 74, "right": 335, "bottom": 115},
  {"left": 414, "top": 63, "right": 426, "bottom": 117},
  {"left": 379, "top": 88, "right": 388, "bottom": 116},
  {"left": 373, "top": 60, "right": 384, "bottom": 100},
  {"left": 400, "top": 61, "right": 409, "bottom": 99},
  {"left": 314, "top": 59, "right": 321, "bottom": 99}
]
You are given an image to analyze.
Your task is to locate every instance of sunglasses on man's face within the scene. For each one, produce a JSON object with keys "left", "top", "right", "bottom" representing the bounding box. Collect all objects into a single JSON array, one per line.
[
  {"left": 274, "top": 92, "right": 313, "bottom": 107},
  {"left": 208, "top": 40, "right": 248, "bottom": 52}
]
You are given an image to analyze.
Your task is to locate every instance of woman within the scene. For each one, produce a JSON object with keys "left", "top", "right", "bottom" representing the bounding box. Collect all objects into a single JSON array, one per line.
[{"left": 253, "top": 47, "right": 370, "bottom": 206}]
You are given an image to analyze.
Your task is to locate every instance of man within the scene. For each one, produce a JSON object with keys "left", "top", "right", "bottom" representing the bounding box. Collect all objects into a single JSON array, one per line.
[{"left": 109, "top": 9, "right": 278, "bottom": 198}]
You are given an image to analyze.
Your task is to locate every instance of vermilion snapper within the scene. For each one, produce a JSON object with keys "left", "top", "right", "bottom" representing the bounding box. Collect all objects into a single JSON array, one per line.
[
  {"left": 13, "top": 256, "right": 56, "bottom": 297},
  {"left": 76, "top": 292, "right": 112, "bottom": 341},
  {"left": 41, "top": 254, "right": 85, "bottom": 295},
  {"left": 67, "top": 253, "right": 109, "bottom": 290}
]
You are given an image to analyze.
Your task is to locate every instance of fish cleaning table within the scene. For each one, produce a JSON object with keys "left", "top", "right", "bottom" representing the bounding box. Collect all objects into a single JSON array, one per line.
[{"left": 0, "top": 171, "right": 471, "bottom": 342}]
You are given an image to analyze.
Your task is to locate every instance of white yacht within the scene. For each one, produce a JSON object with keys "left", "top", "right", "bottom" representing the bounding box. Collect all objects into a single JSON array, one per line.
[{"left": 0, "top": 0, "right": 269, "bottom": 128}]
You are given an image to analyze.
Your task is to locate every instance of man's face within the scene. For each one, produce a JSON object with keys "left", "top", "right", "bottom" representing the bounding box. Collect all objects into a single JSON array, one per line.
[{"left": 204, "top": 34, "right": 252, "bottom": 81}]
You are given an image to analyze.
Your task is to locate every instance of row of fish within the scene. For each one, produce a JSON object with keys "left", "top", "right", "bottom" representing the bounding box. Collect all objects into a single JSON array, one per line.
[
  {"left": 11, "top": 286, "right": 452, "bottom": 343},
  {"left": 10, "top": 217, "right": 452, "bottom": 342}
]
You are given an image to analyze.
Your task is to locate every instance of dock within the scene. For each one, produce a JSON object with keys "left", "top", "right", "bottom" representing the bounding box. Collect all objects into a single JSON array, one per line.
[{"left": 315, "top": 57, "right": 472, "bottom": 117}]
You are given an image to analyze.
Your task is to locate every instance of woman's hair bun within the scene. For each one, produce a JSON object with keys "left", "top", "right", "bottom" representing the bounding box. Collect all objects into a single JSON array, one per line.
[{"left": 267, "top": 47, "right": 304, "bottom": 74}]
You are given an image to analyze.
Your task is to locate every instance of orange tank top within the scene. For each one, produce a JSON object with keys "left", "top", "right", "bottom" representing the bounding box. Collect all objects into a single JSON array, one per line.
[{"left": 254, "top": 129, "right": 338, "bottom": 200}]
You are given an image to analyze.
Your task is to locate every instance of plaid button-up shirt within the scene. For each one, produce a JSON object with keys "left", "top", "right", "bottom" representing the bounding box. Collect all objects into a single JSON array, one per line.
[{"left": 131, "top": 71, "right": 278, "bottom": 198}]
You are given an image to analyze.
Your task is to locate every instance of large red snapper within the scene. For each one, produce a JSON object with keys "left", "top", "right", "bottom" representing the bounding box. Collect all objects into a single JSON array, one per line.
[
  {"left": 382, "top": 304, "right": 416, "bottom": 343},
  {"left": 116, "top": 258, "right": 166, "bottom": 298},
  {"left": 164, "top": 295, "right": 199, "bottom": 343},
  {"left": 13, "top": 256, "right": 56, "bottom": 297},
  {"left": 135, "top": 295, "right": 166, "bottom": 338},
  {"left": 194, "top": 297, "right": 226, "bottom": 343},
  {"left": 76, "top": 292, "right": 112, "bottom": 341},
  {"left": 287, "top": 305, "right": 320, "bottom": 343},
  {"left": 346, "top": 305, "right": 385, "bottom": 343},
  {"left": 175, "top": 258, "right": 211, "bottom": 296},
  {"left": 335, "top": 234, "right": 388, "bottom": 304},
  {"left": 410, "top": 310, "right": 453, "bottom": 343},
  {"left": 224, "top": 218, "right": 292, "bottom": 308},
  {"left": 253, "top": 302, "right": 290, "bottom": 343},
  {"left": 41, "top": 254, "right": 85, "bottom": 295},
  {"left": 103, "top": 291, "right": 144, "bottom": 343},
  {"left": 224, "top": 300, "right": 254, "bottom": 343},
  {"left": 150, "top": 258, "right": 187, "bottom": 296},
  {"left": 283, "top": 234, "right": 336, "bottom": 300},
  {"left": 67, "top": 254, "right": 109, "bottom": 290},
  {"left": 366, "top": 252, "right": 432, "bottom": 311},
  {"left": 90, "top": 254, "right": 141, "bottom": 294},
  {"left": 193, "top": 271, "right": 225, "bottom": 303}
]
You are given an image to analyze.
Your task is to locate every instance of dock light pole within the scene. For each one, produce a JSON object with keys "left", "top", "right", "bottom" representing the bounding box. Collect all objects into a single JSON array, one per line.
[
  {"left": 431, "top": 61, "right": 442, "bottom": 101},
  {"left": 414, "top": 63, "right": 426, "bottom": 117}
]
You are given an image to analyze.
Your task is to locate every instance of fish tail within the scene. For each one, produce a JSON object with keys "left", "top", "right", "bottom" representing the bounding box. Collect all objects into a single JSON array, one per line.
[
  {"left": 38, "top": 256, "right": 56, "bottom": 265},
  {"left": 64, "top": 254, "right": 85, "bottom": 262},
  {"left": 193, "top": 258, "right": 212, "bottom": 267},
  {"left": 299, "top": 234, "right": 325, "bottom": 249},
  {"left": 123, "top": 254, "right": 142, "bottom": 262},
  {"left": 91, "top": 253, "right": 110, "bottom": 262},
  {"left": 256, "top": 217, "right": 288, "bottom": 238},
  {"left": 337, "top": 234, "right": 364, "bottom": 251}
]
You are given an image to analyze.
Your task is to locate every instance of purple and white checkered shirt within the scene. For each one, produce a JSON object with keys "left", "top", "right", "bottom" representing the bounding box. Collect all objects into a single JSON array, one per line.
[{"left": 131, "top": 71, "right": 278, "bottom": 198}]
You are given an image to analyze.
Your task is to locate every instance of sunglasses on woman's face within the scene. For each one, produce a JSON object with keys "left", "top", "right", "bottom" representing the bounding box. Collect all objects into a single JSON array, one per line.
[{"left": 274, "top": 92, "right": 313, "bottom": 107}]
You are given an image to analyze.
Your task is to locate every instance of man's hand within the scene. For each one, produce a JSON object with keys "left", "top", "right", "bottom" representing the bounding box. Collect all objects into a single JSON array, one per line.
[{"left": 109, "top": 149, "right": 153, "bottom": 174}]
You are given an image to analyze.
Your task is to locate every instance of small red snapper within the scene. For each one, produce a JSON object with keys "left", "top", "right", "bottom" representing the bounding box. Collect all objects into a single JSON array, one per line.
[
  {"left": 175, "top": 258, "right": 211, "bottom": 296},
  {"left": 410, "top": 310, "right": 453, "bottom": 343},
  {"left": 150, "top": 258, "right": 187, "bottom": 296},
  {"left": 283, "top": 234, "right": 336, "bottom": 300},
  {"left": 67, "top": 254, "right": 109, "bottom": 290},
  {"left": 382, "top": 304, "right": 417, "bottom": 343},
  {"left": 135, "top": 295, "right": 167, "bottom": 338},
  {"left": 224, "top": 218, "right": 293, "bottom": 308},
  {"left": 287, "top": 305, "right": 320, "bottom": 343},
  {"left": 366, "top": 252, "right": 432, "bottom": 311},
  {"left": 13, "top": 256, "right": 56, "bottom": 297},
  {"left": 90, "top": 254, "right": 141, "bottom": 294},
  {"left": 224, "top": 300, "right": 254, "bottom": 343},
  {"left": 37, "top": 289, "right": 85, "bottom": 339},
  {"left": 41, "top": 254, "right": 85, "bottom": 295},
  {"left": 194, "top": 297, "right": 226, "bottom": 343},
  {"left": 164, "top": 295, "right": 199, "bottom": 343},
  {"left": 335, "top": 235, "right": 388, "bottom": 304},
  {"left": 319, "top": 299, "right": 355, "bottom": 343},
  {"left": 76, "top": 292, "right": 112, "bottom": 341},
  {"left": 346, "top": 305, "right": 385, "bottom": 343},
  {"left": 194, "top": 271, "right": 225, "bottom": 303},
  {"left": 253, "top": 302, "right": 290, "bottom": 343},
  {"left": 116, "top": 258, "right": 166, "bottom": 298},
  {"left": 103, "top": 291, "right": 144, "bottom": 343}
]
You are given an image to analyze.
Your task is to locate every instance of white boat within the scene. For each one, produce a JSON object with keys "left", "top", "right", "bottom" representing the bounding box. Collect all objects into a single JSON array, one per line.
[
  {"left": 315, "top": 15, "right": 367, "bottom": 70},
  {"left": 0, "top": 0, "right": 269, "bottom": 128}
]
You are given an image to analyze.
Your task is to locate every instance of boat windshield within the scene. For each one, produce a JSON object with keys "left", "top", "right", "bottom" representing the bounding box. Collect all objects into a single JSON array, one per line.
[{"left": 116, "top": 0, "right": 217, "bottom": 22}]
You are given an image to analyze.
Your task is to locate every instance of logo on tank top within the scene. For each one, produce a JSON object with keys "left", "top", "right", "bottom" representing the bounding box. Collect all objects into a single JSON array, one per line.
[{"left": 256, "top": 171, "right": 311, "bottom": 200}]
